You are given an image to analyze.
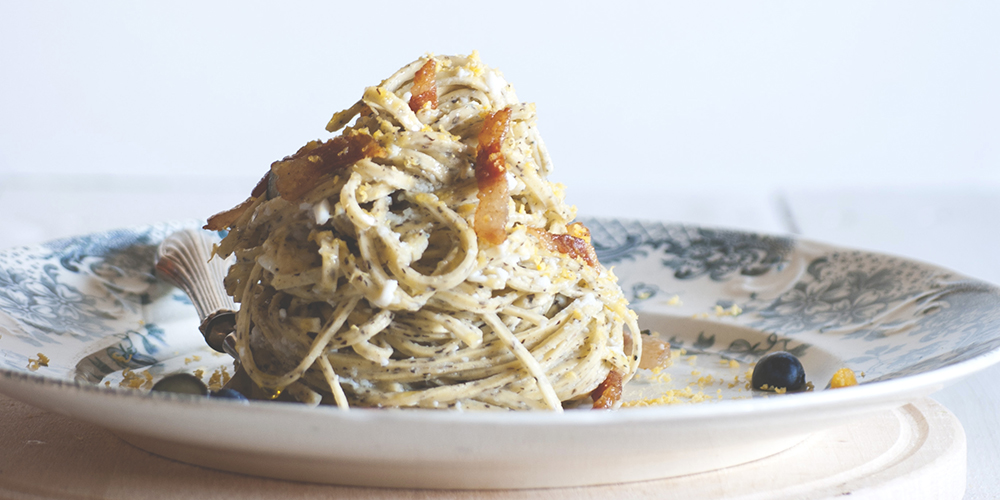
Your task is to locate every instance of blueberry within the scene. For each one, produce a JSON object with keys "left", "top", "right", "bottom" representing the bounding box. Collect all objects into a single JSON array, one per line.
[
  {"left": 151, "top": 373, "right": 208, "bottom": 396},
  {"left": 210, "top": 388, "right": 249, "bottom": 401},
  {"left": 752, "top": 351, "right": 806, "bottom": 392}
]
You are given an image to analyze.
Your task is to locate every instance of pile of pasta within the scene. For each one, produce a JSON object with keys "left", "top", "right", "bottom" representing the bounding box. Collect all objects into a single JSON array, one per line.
[{"left": 207, "top": 52, "right": 641, "bottom": 411}]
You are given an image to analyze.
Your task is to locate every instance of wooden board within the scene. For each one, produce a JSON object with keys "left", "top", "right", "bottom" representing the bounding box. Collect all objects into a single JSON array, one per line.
[{"left": 0, "top": 396, "right": 964, "bottom": 499}]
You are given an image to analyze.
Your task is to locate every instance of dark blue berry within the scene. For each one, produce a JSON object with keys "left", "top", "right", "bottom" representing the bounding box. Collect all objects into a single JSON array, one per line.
[
  {"left": 210, "top": 388, "right": 249, "bottom": 401},
  {"left": 752, "top": 351, "right": 806, "bottom": 392},
  {"left": 151, "top": 373, "right": 208, "bottom": 396}
]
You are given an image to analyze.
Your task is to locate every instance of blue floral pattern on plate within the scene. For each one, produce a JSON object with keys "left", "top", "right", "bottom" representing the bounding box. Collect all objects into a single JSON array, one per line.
[
  {"left": 0, "top": 222, "right": 213, "bottom": 383},
  {"left": 582, "top": 217, "right": 1000, "bottom": 386}
]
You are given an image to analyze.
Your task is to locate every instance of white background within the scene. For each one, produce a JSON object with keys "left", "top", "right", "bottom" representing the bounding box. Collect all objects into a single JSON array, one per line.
[
  {"left": 2, "top": 1, "right": 998, "bottom": 192},
  {"left": 2, "top": 2, "right": 999, "bottom": 497}
]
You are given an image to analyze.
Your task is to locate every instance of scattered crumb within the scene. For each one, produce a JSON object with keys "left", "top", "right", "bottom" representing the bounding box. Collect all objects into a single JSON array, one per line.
[
  {"left": 666, "top": 295, "right": 682, "bottom": 306},
  {"left": 629, "top": 349, "right": 792, "bottom": 406},
  {"left": 830, "top": 367, "right": 858, "bottom": 389},
  {"left": 207, "top": 366, "right": 231, "bottom": 391},
  {"left": 636, "top": 366, "right": 673, "bottom": 384},
  {"left": 759, "top": 383, "right": 788, "bottom": 393},
  {"left": 713, "top": 304, "right": 743, "bottom": 317},
  {"left": 119, "top": 368, "right": 153, "bottom": 390},
  {"left": 27, "top": 353, "right": 49, "bottom": 371},
  {"left": 623, "top": 385, "right": 711, "bottom": 407}
]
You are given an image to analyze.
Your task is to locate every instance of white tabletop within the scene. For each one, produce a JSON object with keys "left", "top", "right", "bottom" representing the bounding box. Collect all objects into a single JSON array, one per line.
[{"left": 0, "top": 173, "right": 997, "bottom": 498}]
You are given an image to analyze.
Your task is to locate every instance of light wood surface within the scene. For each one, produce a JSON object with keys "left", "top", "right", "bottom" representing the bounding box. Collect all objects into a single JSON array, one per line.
[{"left": 0, "top": 394, "right": 966, "bottom": 499}]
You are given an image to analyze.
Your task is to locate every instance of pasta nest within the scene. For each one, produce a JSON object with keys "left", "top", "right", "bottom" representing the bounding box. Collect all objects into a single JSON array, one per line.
[{"left": 212, "top": 52, "right": 641, "bottom": 410}]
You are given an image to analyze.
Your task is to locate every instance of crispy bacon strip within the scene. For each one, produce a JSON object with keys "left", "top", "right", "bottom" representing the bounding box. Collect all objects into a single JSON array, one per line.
[
  {"left": 528, "top": 224, "right": 599, "bottom": 267},
  {"left": 205, "top": 132, "right": 384, "bottom": 230},
  {"left": 204, "top": 172, "right": 270, "bottom": 230},
  {"left": 408, "top": 59, "right": 437, "bottom": 112},
  {"left": 591, "top": 370, "right": 623, "bottom": 409},
  {"left": 271, "top": 132, "right": 385, "bottom": 202},
  {"left": 474, "top": 107, "right": 512, "bottom": 245}
]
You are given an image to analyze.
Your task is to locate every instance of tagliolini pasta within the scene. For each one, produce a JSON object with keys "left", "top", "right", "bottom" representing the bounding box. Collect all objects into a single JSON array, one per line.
[{"left": 207, "top": 52, "right": 641, "bottom": 411}]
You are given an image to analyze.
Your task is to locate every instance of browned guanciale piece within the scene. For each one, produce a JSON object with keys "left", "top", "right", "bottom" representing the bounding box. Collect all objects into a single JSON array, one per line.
[
  {"left": 408, "top": 59, "right": 437, "bottom": 112},
  {"left": 204, "top": 172, "right": 270, "bottom": 230},
  {"left": 528, "top": 222, "right": 597, "bottom": 267},
  {"left": 271, "top": 131, "right": 385, "bottom": 202},
  {"left": 204, "top": 132, "right": 385, "bottom": 231},
  {"left": 528, "top": 224, "right": 599, "bottom": 267},
  {"left": 474, "top": 106, "right": 512, "bottom": 244},
  {"left": 591, "top": 370, "right": 623, "bottom": 409}
]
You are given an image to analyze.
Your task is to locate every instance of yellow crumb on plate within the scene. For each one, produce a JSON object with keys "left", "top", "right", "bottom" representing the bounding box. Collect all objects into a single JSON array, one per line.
[
  {"left": 830, "top": 367, "right": 858, "bottom": 388},
  {"left": 27, "top": 353, "right": 49, "bottom": 371},
  {"left": 119, "top": 368, "right": 154, "bottom": 390},
  {"left": 207, "top": 366, "right": 232, "bottom": 391},
  {"left": 713, "top": 304, "right": 743, "bottom": 317}
]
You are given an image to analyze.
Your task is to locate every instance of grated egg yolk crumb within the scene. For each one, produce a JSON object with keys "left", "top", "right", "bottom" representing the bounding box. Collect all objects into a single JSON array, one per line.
[
  {"left": 27, "top": 353, "right": 49, "bottom": 371},
  {"left": 713, "top": 304, "right": 743, "bottom": 317},
  {"left": 119, "top": 368, "right": 153, "bottom": 390},
  {"left": 207, "top": 366, "right": 232, "bottom": 391},
  {"left": 830, "top": 367, "right": 858, "bottom": 388}
]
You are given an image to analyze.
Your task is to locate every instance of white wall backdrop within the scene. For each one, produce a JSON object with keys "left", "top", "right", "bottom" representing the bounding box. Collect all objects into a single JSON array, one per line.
[{"left": 1, "top": 1, "right": 998, "bottom": 193}]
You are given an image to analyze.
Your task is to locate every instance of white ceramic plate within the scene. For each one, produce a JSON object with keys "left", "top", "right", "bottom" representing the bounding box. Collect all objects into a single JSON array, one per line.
[{"left": 1, "top": 219, "right": 998, "bottom": 489}]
